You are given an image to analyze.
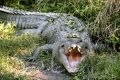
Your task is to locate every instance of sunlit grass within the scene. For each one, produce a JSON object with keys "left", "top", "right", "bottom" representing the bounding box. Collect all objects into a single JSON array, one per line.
[{"left": 0, "top": 23, "right": 44, "bottom": 80}]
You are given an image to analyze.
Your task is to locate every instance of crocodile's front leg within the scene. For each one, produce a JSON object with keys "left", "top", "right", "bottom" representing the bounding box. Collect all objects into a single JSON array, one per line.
[{"left": 29, "top": 44, "right": 53, "bottom": 61}]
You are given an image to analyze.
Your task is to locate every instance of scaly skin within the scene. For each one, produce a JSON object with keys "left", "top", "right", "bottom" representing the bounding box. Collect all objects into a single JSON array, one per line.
[{"left": 0, "top": 6, "right": 94, "bottom": 73}]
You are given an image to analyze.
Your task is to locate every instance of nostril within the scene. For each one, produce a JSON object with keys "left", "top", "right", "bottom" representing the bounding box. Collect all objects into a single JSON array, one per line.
[
  {"left": 85, "top": 46, "right": 88, "bottom": 49},
  {"left": 79, "top": 40, "right": 82, "bottom": 42},
  {"left": 61, "top": 44, "right": 65, "bottom": 47}
]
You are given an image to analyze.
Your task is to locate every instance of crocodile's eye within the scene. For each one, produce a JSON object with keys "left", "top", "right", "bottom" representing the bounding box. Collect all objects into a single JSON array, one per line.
[
  {"left": 84, "top": 45, "right": 88, "bottom": 49},
  {"left": 79, "top": 39, "right": 82, "bottom": 42}
]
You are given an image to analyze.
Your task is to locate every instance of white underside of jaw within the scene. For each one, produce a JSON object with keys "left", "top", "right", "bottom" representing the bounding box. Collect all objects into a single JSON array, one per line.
[{"left": 66, "top": 55, "right": 86, "bottom": 73}]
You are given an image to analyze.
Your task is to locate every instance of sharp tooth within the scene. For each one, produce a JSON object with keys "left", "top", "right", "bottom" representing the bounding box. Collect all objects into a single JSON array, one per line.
[
  {"left": 69, "top": 48, "right": 72, "bottom": 52},
  {"left": 77, "top": 46, "right": 83, "bottom": 54},
  {"left": 76, "top": 45, "right": 81, "bottom": 52},
  {"left": 71, "top": 44, "right": 77, "bottom": 49},
  {"left": 78, "top": 48, "right": 81, "bottom": 52},
  {"left": 77, "top": 45, "right": 81, "bottom": 49}
]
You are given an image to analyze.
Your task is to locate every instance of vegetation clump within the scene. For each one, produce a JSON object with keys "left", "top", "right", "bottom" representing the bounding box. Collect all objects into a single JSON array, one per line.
[{"left": 0, "top": 0, "right": 120, "bottom": 79}]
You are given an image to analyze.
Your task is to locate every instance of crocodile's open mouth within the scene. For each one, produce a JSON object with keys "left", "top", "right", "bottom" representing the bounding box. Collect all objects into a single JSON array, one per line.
[
  {"left": 65, "top": 45, "right": 84, "bottom": 62},
  {"left": 64, "top": 44, "right": 85, "bottom": 72}
]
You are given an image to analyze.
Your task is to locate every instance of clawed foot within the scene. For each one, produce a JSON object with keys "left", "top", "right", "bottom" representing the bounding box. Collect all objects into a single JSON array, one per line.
[
  {"left": 51, "top": 69, "right": 61, "bottom": 74},
  {"left": 26, "top": 56, "right": 37, "bottom": 62}
]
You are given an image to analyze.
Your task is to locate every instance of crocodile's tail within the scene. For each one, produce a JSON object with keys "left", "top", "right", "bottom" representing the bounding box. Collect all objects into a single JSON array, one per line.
[{"left": 0, "top": 6, "right": 60, "bottom": 29}]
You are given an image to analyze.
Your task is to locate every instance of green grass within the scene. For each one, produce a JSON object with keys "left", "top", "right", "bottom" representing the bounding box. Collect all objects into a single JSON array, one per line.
[
  {"left": 72, "top": 53, "right": 120, "bottom": 80},
  {"left": 0, "top": 23, "right": 44, "bottom": 80},
  {"left": 0, "top": 0, "right": 120, "bottom": 79}
]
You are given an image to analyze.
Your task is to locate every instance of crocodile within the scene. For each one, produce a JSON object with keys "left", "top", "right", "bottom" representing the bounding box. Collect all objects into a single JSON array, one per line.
[{"left": 0, "top": 6, "right": 94, "bottom": 73}]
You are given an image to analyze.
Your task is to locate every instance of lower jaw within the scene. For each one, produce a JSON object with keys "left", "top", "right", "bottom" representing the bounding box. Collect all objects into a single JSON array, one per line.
[
  {"left": 67, "top": 56, "right": 86, "bottom": 73},
  {"left": 67, "top": 68, "right": 78, "bottom": 73}
]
